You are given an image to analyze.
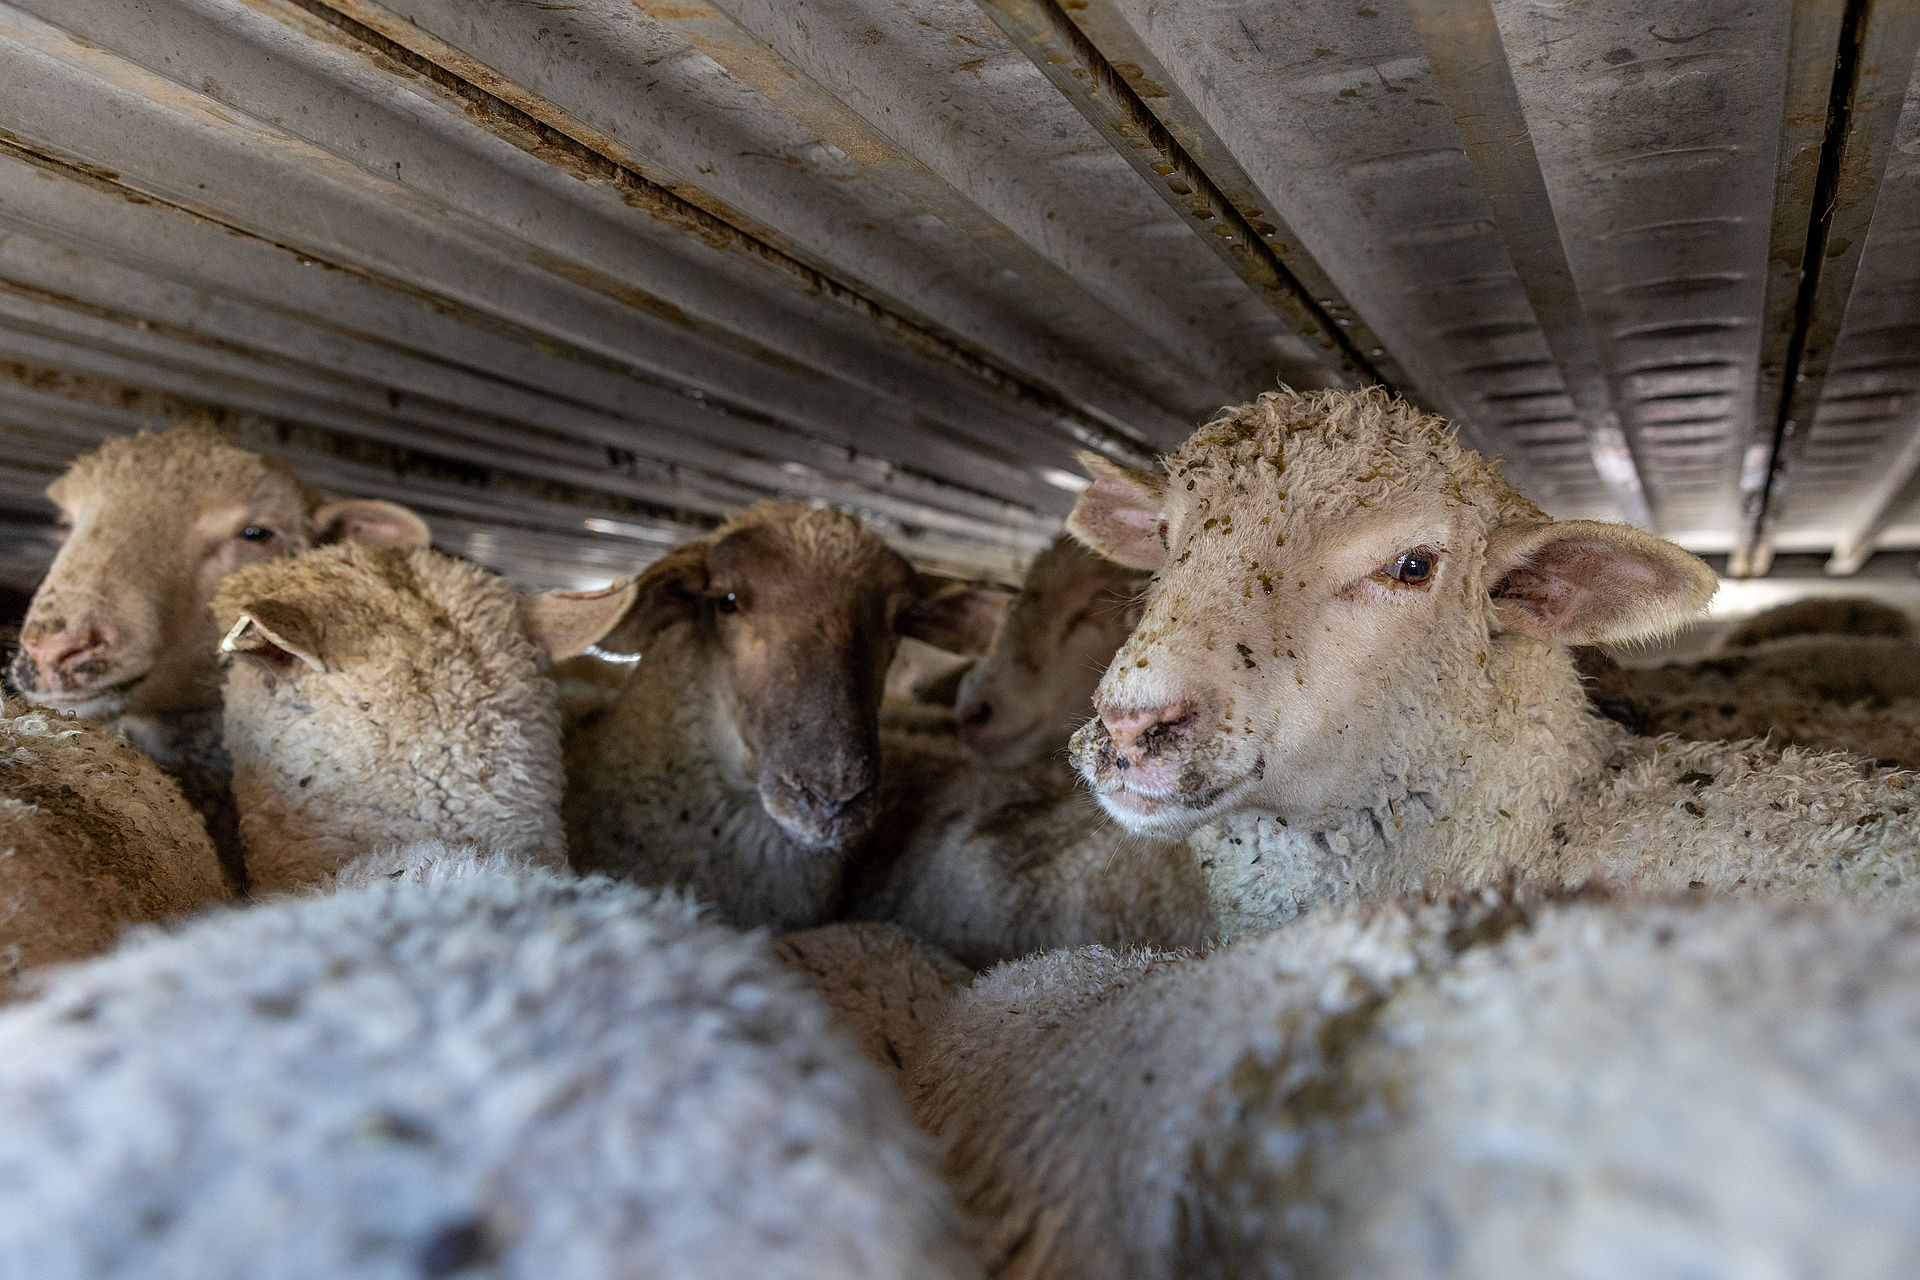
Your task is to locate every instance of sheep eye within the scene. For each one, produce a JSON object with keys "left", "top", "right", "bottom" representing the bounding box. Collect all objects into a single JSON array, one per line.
[
  {"left": 238, "top": 525, "right": 276, "bottom": 544},
  {"left": 716, "top": 592, "right": 740, "bottom": 614},
  {"left": 1385, "top": 546, "right": 1437, "bottom": 587}
]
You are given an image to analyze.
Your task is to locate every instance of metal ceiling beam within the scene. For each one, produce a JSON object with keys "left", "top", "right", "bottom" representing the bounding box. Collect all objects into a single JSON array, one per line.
[
  {"left": 1406, "top": 0, "right": 1655, "bottom": 532},
  {"left": 249, "top": 0, "right": 1174, "bottom": 461},
  {"left": 1, "top": 0, "right": 1110, "bottom": 507},
  {"left": 1734, "top": 0, "right": 1920, "bottom": 577},
  {"left": 971, "top": 0, "right": 1391, "bottom": 394},
  {"left": 630, "top": 0, "right": 1292, "bottom": 405},
  {"left": 0, "top": 146, "right": 1058, "bottom": 531}
]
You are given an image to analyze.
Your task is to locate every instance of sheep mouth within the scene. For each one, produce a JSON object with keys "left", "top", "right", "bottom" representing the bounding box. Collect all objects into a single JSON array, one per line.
[
  {"left": 1091, "top": 758, "right": 1266, "bottom": 834},
  {"left": 16, "top": 672, "right": 144, "bottom": 717}
]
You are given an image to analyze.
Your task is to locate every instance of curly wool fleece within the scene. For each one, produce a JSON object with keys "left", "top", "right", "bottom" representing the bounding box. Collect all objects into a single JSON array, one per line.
[{"left": 0, "top": 854, "right": 980, "bottom": 1280}]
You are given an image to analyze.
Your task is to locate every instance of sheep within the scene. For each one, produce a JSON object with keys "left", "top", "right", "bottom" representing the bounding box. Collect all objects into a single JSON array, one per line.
[
  {"left": 1627, "top": 634, "right": 1920, "bottom": 768},
  {"left": 772, "top": 921, "right": 969, "bottom": 1081},
  {"left": 846, "top": 735, "right": 1214, "bottom": 968},
  {"left": 908, "top": 888, "right": 1920, "bottom": 1280},
  {"left": 1719, "top": 595, "right": 1912, "bottom": 648},
  {"left": 955, "top": 534, "right": 1148, "bottom": 768},
  {"left": 0, "top": 855, "right": 983, "bottom": 1279},
  {"left": 8, "top": 423, "right": 430, "bottom": 887},
  {"left": 1064, "top": 385, "right": 1920, "bottom": 936},
  {"left": 0, "top": 694, "right": 226, "bottom": 978},
  {"left": 562, "top": 501, "right": 1011, "bottom": 932},
  {"left": 212, "top": 543, "right": 636, "bottom": 894}
]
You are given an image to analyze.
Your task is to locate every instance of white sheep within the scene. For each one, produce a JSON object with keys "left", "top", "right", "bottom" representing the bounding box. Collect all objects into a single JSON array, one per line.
[
  {"left": 910, "top": 890, "right": 1920, "bottom": 1279},
  {"left": 1063, "top": 386, "right": 1920, "bottom": 935},
  {"left": 9, "top": 422, "right": 429, "bottom": 886},
  {"left": 212, "top": 544, "right": 636, "bottom": 894},
  {"left": 954, "top": 534, "right": 1147, "bottom": 768},
  {"left": 0, "top": 855, "right": 982, "bottom": 1279},
  {"left": 772, "top": 920, "right": 969, "bottom": 1081},
  {"left": 563, "top": 501, "right": 1010, "bottom": 932},
  {"left": 0, "top": 544, "right": 982, "bottom": 1276},
  {"left": 0, "top": 694, "right": 226, "bottom": 978}
]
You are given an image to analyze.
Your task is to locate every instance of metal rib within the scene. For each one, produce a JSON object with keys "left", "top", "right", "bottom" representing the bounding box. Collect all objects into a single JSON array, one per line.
[{"left": 1406, "top": 0, "right": 1655, "bottom": 531}]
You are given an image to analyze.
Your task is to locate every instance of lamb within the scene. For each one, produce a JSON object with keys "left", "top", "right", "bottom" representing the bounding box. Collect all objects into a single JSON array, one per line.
[
  {"left": 8, "top": 423, "right": 429, "bottom": 886},
  {"left": 1064, "top": 386, "right": 1920, "bottom": 935},
  {"left": 562, "top": 501, "right": 1012, "bottom": 932},
  {"left": 846, "top": 737, "right": 1214, "bottom": 967},
  {"left": 909, "top": 889, "right": 1920, "bottom": 1279},
  {"left": 955, "top": 534, "right": 1148, "bottom": 767},
  {"left": 771, "top": 921, "right": 969, "bottom": 1081},
  {"left": 0, "top": 695, "right": 226, "bottom": 978},
  {"left": 1624, "top": 633, "right": 1920, "bottom": 768},
  {"left": 0, "top": 856, "right": 983, "bottom": 1279},
  {"left": 1719, "top": 595, "right": 1912, "bottom": 647},
  {"left": 212, "top": 543, "right": 636, "bottom": 894},
  {"left": 0, "top": 544, "right": 982, "bottom": 1276}
]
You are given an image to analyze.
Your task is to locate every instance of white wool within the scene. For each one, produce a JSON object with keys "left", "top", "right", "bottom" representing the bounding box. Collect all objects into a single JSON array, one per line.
[
  {"left": 912, "top": 892, "right": 1920, "bottom": 1279},
  {"left": 0, "top": 859, "right": 980, "bottom": 1279}
]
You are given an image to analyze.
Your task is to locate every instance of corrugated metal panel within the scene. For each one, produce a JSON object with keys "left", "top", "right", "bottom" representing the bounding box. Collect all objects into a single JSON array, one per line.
[{"left": 3, "top": 0, "right": 1920, "bottom": 587}]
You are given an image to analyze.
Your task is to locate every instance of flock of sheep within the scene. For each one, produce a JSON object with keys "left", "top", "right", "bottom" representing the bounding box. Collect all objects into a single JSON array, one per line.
[{"left": 0, "top": 385, "right": 1918, "bottom": 1278}]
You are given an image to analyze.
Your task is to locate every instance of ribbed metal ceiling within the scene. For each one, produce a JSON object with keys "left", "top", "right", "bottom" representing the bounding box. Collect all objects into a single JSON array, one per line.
[{"left": 0, "top": 0, "right": 1916, "bottom": 590}]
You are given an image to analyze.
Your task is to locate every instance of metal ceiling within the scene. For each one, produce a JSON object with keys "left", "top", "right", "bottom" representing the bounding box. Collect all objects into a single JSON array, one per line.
[{"left": 0, "top": 0, "right": 1917, "bottom": 589}]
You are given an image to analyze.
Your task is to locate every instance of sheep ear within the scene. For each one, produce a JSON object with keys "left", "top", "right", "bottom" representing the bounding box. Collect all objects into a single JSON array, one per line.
[
  {"left": 1065, "top": 452, "right": 1166, "bottom": 571},
  {"left": 220, "top": 600, "right": 325, "bottom": 676},
  {"left": 899, "top": 574, "right": 1015, "bottom": 655},
  {"left": 594, "top": 542, "right": 709, "bottom": 655},
  {"left": 517, "top": 579, "right": 642, "bottom": 661},
  {"left": 1486, "top": 520, "right": 1717, "bottom": 645},
  {"left": 311, "top": 500, "right": 431, "bottom": 549}
]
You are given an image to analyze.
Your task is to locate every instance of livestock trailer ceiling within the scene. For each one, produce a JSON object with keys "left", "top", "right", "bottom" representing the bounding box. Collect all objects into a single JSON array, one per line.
[{"left": 2, "top": 0, "right": 1919, "bottom": 591}]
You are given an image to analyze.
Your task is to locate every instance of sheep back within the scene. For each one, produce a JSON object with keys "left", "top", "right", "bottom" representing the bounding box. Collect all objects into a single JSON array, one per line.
[
  {"left": 0, "top": 859, "right": 980, "bottom": 1279},
  {"left": 0, "top": 697, "right": 225, "bottom": 977}
]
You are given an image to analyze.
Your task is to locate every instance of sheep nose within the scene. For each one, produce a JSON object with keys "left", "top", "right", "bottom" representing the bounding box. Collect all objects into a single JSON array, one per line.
[
  {"left": 19, "top": 621, "right": 114, "bottom": 691},
  {"left": 778, "top": 775, "right": 871, "bottom": 822},
  {"left": 1098, "top": 701, "right": 1196, "bottom": 767}
]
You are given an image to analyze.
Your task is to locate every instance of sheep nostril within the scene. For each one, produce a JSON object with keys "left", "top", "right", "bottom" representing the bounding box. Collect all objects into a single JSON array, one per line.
[{"left": 959, "top": 700, "right": 994, "bottom": 728}]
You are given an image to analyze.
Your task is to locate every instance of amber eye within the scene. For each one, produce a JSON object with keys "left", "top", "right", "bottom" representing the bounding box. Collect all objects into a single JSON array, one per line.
[
  {"left": 238, "top": 525, "right": 276, "bottom": 544},
  {"left": 1384, "top": 546, "right": 1438, "bottom": 587},
  {"left": 715, "top": 591, "right": 740, "bottom": 614}
]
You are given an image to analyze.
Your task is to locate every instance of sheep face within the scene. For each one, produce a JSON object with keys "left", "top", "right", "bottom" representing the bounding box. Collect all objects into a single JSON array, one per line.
[
  {"left": 956, "top": 536, "right": 1146, "bottom": 767},
  {"left": 602, "top": 504, "right": 1010, "bottom": 853},
  {"left": 214, "top": 546, "right": 632, "bottom": 891},
  {"left": 1065, "top": 388, "right": 1715, "bottom": 840},
  {"left": 12, "top": 425, "right": 427, "bottom": 721}
]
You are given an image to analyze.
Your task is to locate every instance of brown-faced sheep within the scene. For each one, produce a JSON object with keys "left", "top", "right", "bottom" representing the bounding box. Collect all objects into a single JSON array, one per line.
[
  {"left": 910, "top": 889, "right": 1920, "bottom": 1280},
  {"left": 0, "top": 695, "right": 225, "bottom": 978},
  {"left": 1065, "top": 386, "right": 1920, "bottom": 935},
  {"left": 955, "top": 534, "right": 1147, "bottom": 768},
  {"left": 213, "top": 545, "right": 635, "bottom": 894},
  {"left": 9, "top": 424, "right": 429, "bottom": 886},
  {"left": 562, "top": 502, "right": 1011, "bottom": 932}
]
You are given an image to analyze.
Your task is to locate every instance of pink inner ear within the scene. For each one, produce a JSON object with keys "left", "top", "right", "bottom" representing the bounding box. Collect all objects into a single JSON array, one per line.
[
  {"left": 1074, "top": 477, "right": 1163, "bottom": 567},
  {"left": 1495, "top": 540, "right": 1674, "bottom": 633}
]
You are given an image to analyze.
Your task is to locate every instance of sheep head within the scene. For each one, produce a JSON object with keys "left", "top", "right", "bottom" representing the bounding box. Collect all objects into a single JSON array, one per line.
[
  {"left": 11, "top": 423, "right": 427, "bottom": 720},
  {"left": 955, "top": 535, "right": 1146, "bottom": 767},
  {"left": 1065, "top": 387, "right": 1716, "bottom": 840},
  {"left": 596, "top": 503, "right": 1011, "bottom": 852},
  {"left": 214, "top": 546, "right": 632, "bottom": 892}
]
